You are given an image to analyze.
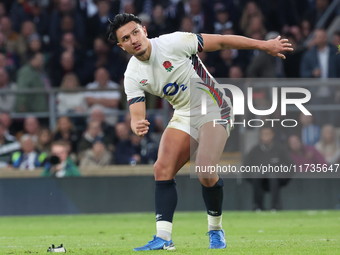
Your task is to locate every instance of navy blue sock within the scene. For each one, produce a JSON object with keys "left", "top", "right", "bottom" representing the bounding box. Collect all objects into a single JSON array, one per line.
[
  {"left": 202, "top": 178, "right": 224, "bottom": 216},
  {"left": 155, "top": 179, "right": 177, "bottom": 222}
]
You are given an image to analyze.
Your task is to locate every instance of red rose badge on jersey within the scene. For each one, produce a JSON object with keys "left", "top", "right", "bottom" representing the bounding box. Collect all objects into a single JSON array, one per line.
[{"left": 163, "top": 61, "right": 174, "bottom": 72}]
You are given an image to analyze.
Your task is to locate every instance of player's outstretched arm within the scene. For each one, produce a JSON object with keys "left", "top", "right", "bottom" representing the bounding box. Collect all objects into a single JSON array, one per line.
[
  {"left": 201, "top": 34, "right": 293, "bottom": 59},
  {"left": 129, "top": 101, "right": 150, "bottom": 137}
]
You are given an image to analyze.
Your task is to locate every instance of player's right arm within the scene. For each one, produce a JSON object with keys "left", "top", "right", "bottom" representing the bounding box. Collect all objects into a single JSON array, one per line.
[
  {"left": 129, "top": 100, "right": 150, "bottom": 137},
  {"left": 124, "top": 61, "right": 150, "bottom": 137}
]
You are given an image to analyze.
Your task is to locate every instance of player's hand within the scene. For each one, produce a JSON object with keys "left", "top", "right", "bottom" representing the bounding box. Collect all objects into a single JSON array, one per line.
[
  {"left": 135, "top": 119, "right": 150, "bottom": 137},
  {"left": 265, "top": 36, "right": 293, "bottom": 59}
]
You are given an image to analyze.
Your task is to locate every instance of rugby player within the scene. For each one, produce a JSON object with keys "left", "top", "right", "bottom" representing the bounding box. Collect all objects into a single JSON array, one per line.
[{"left": 108, "top": 13, "right": 292, "bottom": 251}]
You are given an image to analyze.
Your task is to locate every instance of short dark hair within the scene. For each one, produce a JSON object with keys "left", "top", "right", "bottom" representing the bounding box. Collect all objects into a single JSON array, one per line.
[{"left": 107, "top": 13, "right": 142, "bottom": 43}]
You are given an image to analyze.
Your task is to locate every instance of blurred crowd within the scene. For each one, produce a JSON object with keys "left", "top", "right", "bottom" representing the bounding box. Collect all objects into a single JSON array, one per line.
[
  {"left": 0, "top": 112, "right": 159, "bottom": 176},
  {"left": 0, "top": 0, "right": 339, "bottom": 177},
  {"left": 243, "top": 114, "right": 340, "bottom": 210}
]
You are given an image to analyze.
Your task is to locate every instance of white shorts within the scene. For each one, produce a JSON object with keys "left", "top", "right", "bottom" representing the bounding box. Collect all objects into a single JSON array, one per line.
[{"left": 167, "top": 108, "right": 233, "bottom": 142}]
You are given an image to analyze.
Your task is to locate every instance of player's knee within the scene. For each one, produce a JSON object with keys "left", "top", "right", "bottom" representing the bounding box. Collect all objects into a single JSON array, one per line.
[
  {"left": 200, "top": 178, "right": 219, "bottom": 187},
  {"left": 154, "top": 161, "right": 174, "bottom": 181}
]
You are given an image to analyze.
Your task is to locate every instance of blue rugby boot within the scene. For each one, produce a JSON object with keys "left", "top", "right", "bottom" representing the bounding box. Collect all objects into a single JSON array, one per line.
[
  {"left": 208, "top": 229, "right": 227, "bottom": 249},
  {"left": 133, "top": 235, "right": 175, "bottom": 251}
]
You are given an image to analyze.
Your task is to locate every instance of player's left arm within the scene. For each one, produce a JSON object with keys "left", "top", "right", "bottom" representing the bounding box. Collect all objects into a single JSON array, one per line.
[{"left": 201, "top": 34, "right": 293, "bottom": 59}]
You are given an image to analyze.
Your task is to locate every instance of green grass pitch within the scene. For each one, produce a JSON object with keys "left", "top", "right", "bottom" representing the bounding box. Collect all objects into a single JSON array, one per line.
[{"left": 1, "top": 211, "right": 340, "bottom": 254}]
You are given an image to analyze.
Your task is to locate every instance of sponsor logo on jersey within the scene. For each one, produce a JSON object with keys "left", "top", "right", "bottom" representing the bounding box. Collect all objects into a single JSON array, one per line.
[
  {"left": 140, "top": 79, "right": 148, "bottom": 86},
  {"left": 162, "top": 83, "right": 187, "bottom": 96},
  {"left": 163, "top": 61, "right": 174, "bottom": 72}
]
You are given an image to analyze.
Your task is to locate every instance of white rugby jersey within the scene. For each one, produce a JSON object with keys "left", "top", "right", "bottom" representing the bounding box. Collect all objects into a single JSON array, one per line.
[{"left": 124, "top": 32, "right": 231, "bottom": 120}]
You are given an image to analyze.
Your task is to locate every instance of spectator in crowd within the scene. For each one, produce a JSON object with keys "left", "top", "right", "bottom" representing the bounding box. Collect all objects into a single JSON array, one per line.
[
  {"left": 16, "top": 21, "right": 36, "bottom": 62},
  {"left": 0, "top": 52, "right": 17, "bottom": 82},
  {"left": 315, "top": 124, "right": 340, "bottom": 164},
  {"left": 51, "top": 50, "right": 84, "bottom": 87},
  {"left": 300, "top": 28, "right": 340, "bottom": 124},
  {"left": 36, "top": 127, "right": 52, "bottom": 154},
  {"left": 147, "top": 4, "right": 173, "bottom": 39},
  {"left": 80, "top": 137, "right": 112, "bottom": 167},
  {"left": 26, "top": 0, "right": 50, "bottom": 38},
  {"left": 86, "top": 0, "right": 115, "bottom": 49},
  {"left": 50, "top": 32, "right": 84, "bottom": 74},
  {"left": 15, "top": 52, "right": 50, "bottom": 113},
  {"left": 0, "top": 113, "right": 15, "bottom": 141},
  {"left": 20, "top": 33, "right": 45, "bottom": 65},
  {"left": 245, "top": 15, "right": 266, "bottom": 39},
  {"left": 41, "top": 140, "right": 81, "bottom": 177},
  {"left": 84, "top": 36, "right": 124, "bottom": 83},
  {"left": 60, "top": 15, "right": 75, "bottom": 35},
  {"left": 10, "top": 0, "right": 50, "bottom": 38},
  {"left": 0, "top": 68, "right": 16, "bottom": 113},
  {"left": 229, "top": 65, "right": 244, "bottom": 79},
  {"left": 243, "top": 126, "right": 293, "bottom": 210},
  {"left": 288, "top": 134, "right": 326, "bottom": 171},
  {"left": 122, "top": 1, "right": 136, "bottom": 15},
  {"left": 49, "top": 0, "right": 85, "bottom": 48},
  {"left": 214, "top": 4, "right": 233, "bottom": 34},
  {"left": 214, "top": 48, "right": 240, "bottom": 78},
  {"left": 58, "top": 32, "right": 80, "bottom": 54},
  {"left": 179, "top": 16, "right": 194, "bottom": 33},
  {"left": 114, "top": 120, "right": 157, "bottom": 165},
  {"left": 85, "top": 67, "right": 121, "bottom": 125},
  {"left": 247, "top": 31, "right": 284, "bottom": 78},
  {"left": 89, "top": 105, "right": 117, "bottom": 144},
  {"left": 240, "top": 1, "right": 265, "bottom": 35},
  {"left": 0, "top": 121, "right": 20, "bottom": 167},
  {"left": 130, "top": 132, "right": 158, "bottom": 165},
  {"left": 11, "top": 134, "right": 47, "bottom": 170},
  {"left": 21, "top": 116, "right": 40, "bottom": 144},
  {"left": 77, "top": 120, "right": 112, "bottom": 160},
  {"left": 186, "top": 0, "right": 213, "bottom": 33},
  {"left": 53, "top": 116, "right": 79, "bottom": 154},
  {"left": 301, "top": 28, "right": 340, "bottom": 79},
  {"left": 114, "top": 122, "right": 139, "bottom": 165},
  {"left": 0, "top": 16, "right": 20, "bottom": 54},
  {"left": 300, "top": 113, "right": 320, "bottom": 146},
  {"left": 19, "top": 21, "right": 38, "bottom": 50},
  {"left": 57, "top": 73, "right": 87, "bottom": 114}
]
